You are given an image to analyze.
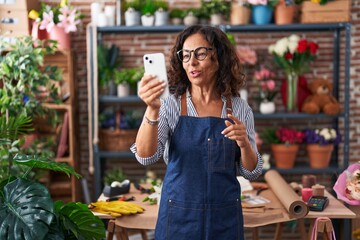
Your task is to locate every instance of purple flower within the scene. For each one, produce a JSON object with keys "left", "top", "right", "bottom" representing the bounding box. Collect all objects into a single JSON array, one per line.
[{"left": 303, "top": 128, "right": 341, "bottom": 145}]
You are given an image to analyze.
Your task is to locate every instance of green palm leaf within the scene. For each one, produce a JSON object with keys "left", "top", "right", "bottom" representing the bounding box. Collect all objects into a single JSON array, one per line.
[
  {"left": 0, "top": 115, "right": 33, "bottom": 143},
  {"left": 13, "top": 154, "right": 82, "bottom": 178},
  {"left": 0, "top": 178, "right": 54, "bottom": 240}
]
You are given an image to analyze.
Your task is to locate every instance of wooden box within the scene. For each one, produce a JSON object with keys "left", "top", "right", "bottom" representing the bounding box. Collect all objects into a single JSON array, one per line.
[
  {"left": 0, "top": 0, "right": 39, "bottom": 11},
  {"left": 300, "top": 0, "right": 350, "bottom": 23}
]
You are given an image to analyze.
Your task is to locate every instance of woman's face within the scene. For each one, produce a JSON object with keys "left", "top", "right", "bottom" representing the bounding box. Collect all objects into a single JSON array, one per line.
[{"left": 181, "top": 33, "right": 219, "bottom": 87}]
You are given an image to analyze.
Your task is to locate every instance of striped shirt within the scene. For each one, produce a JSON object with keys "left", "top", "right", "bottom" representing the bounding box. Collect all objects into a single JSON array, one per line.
[{"left": 130, "top": 90, "right": 263, "bottom": 180}]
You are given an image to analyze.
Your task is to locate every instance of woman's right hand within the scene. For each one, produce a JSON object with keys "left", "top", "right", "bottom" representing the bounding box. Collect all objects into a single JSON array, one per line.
[{"left": 138, "top": 74, "right": 167, "bottom": 109}]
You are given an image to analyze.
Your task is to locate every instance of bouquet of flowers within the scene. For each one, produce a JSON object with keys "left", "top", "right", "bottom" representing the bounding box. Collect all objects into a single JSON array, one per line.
[
  {"left": 333, "top": 163, "right": 360, "bottom": 205},
  {"left": 28, "top": 0, "right": 82, "bottom": 33},
  {"left": 303, "top": 128, "right": 341, "bottom": 145},
  {"left": 261, "top": 127, "right": 304, "bottom": 145},
  {"left": 268, "top": 34, "right": 318, "bottom": 112},
  {"left": 253, "top": 67, "right": 278, "bottom": 104}
]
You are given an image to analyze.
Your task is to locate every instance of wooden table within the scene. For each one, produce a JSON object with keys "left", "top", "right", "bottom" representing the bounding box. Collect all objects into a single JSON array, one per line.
[{"left": 94, "top": 186, "right": 355, "bottom": 240}]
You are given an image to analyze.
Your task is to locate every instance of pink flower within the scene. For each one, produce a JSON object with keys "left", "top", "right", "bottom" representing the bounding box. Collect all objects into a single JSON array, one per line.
[
  {"left": 266, "top": 80, "right": 275, "bottom": 91},
  {"left": 236, "top": 46, "right": 257, "bottom": 65},
  {"left": 39, "top": 10, "right": 55, "bottom": 33},
  {"left": 57, "top": 5, "right": 81, "bottom": 33}
]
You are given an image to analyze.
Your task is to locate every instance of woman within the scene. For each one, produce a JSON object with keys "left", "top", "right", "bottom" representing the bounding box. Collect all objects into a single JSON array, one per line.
[{"left": 131, "top": 25, "right": 262, "bottom": 240}]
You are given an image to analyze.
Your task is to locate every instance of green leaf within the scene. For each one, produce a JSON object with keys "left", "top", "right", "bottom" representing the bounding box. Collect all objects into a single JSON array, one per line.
[
  {"left": 52, "top": 201, "right": 106, "bottom": 240},
  {"left": 0, "top": 178, "right": 54, "bottom": 240},
  {"left": 13, "top": 154, "right": 82, "bottom": 179}
]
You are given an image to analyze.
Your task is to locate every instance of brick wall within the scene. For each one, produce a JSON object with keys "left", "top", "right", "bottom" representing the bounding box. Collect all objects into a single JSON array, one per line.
[{"left": 42, "top": 0, "right": 360, "bottom": 201}]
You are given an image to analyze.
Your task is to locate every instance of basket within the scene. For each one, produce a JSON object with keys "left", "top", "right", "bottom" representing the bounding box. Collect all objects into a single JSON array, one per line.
[{"left": 99, "top": 128, "right": 138, "bottom": 151}]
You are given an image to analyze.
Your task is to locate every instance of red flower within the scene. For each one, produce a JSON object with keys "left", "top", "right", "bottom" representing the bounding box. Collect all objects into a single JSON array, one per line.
[
  {"left": 285, "top": 52, "right": 293, "bottom": 59},
  {"left": 297, "top": 39, "right": 308, "bottom": 53},
  {"left": 308, "top": 42, "right": 318, "bottom": 55}
]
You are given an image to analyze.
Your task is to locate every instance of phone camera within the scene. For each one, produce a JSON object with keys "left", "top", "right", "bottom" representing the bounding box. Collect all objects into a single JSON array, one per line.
[
  {"left": 145, "top": 56, "right": 148, "bottom": 60},
  {"left": 149, "top": 60, "right": 153, "bottom": 64}
]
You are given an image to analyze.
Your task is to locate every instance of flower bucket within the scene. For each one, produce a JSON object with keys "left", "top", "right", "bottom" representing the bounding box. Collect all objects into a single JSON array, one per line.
[
  {"left": 275, "top": 1, "right": 296, "bottom": 25},
  {"left": 307, "top": 144, "right": 333, "bottom": 168},
  {"left": 49, "top": 26, "right": 71, "bottom": 50},
  {"left": 231, "top": 5, "right": 251, "bottom": 25},
  {"left": 271, "top": 144, "right": 299, "bottom": 169},
  {"left": 252, "top": 5, "right": 273, "bottom": 25}
]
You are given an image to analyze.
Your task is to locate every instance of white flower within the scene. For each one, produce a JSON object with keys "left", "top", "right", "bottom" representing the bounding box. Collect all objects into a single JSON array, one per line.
[
  {"left": 274, "top": 37, "right": 289, "bottom": 56},
  {"left": 288, "top": 34, "right": 300, "bottom": 43},
  {"left": 268, "top": 44, "right": 275, "bottom": 54},
  {"left": 148, "top": 184, "right": 162, "bottom": 203},
  {"left": 288, "top": 41, "right": 298, "bottom": 54}
]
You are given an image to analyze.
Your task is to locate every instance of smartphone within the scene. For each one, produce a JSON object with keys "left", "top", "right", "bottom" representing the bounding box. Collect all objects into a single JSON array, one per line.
[{"left": 143, "top": 53, "right": 169, "bottom": 99}]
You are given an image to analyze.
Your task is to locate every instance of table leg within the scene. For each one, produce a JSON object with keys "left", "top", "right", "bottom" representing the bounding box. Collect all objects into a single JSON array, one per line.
[
  {"left": 252, "top": 227, "right": 259, "bottom": 240},
  {"left": 140, "top": 229, "right": 148, "bottom": 240},
  {"left": 274, "top": 222, "right": 283, "bottom": 240},
  {"left": 308, "top": 219, "right": 315, "bottom": 240},
  {"left": 298, "top": 219, "right": 307, "bottom": 240},
  {"left": 107, "top": 220, "right": 116, "bottom": 240}
]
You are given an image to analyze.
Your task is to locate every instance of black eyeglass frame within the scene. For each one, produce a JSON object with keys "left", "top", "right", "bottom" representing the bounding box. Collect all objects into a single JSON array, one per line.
[{"left": 176, "top": 47, "right": 213, "bottom": 63}]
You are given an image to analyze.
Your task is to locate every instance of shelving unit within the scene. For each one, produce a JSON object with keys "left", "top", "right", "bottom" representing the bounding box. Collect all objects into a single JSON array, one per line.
[
  {"left": 43, "top": 50, "right": 79, "bottom": 202},
  {"left": 87, "top": 23, "right": 351, "bottom": 202}
]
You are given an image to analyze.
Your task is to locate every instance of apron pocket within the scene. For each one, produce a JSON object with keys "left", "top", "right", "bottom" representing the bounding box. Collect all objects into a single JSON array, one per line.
[
  {"left": 208, "top": 200, "right": 244, "bottom": 240},
  {"left": 167, "top": 199, "right": 205, "bottom": 240},
  {"left": 208, "top": 138, "right": 235, "bottom": 172}
]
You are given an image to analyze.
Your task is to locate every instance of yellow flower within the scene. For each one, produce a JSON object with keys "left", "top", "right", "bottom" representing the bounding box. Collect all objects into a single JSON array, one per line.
[
  {"left": 60, "top": 0, "right": 68, "bottom": 7},
  {"left": 311, "top": 0, "right": 321, "bottom": 2},
  {"left": 28, "top": 9, "right": 39, "bottom": 20}
]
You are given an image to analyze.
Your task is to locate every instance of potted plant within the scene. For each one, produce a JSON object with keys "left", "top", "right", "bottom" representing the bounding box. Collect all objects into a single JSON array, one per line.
[
  {"left": 183, "top": 8, "right": 200, "bottom": 26},
  {"left": 303, "top": 128, "right": 341, "bottom": 168},
  {"left": 0, "top": 115, "right": 106, "bottom": 239},
  {"left": 261, "top": 127, "right": 304, "bottom": 168},
  {"left": 141, "top": 0, "right": 157, "bottom": 26},
  {"left": 274, "top": 0, "right": 303, "bottom": 25},
  {"left": 247, "top": 0, "right": 279, "bottom": 24},
  {"left": 124, "top": 0, "right": 142, "bottom": 26},
  {"left": 230, "top": 0, "right": 251, "bottom": 25},
  {"left": 97, "top": 43, "right": 120, "bottom": 95},
  {"left": 114, "top": 66, "right": 144, "bottom": 97},
  {"left": 202, "top": 0, "right": 231, "bottom": 25},
  {"left": 253, "top": 66, "right": 278, "bottom": 114},
  {"left": 169, "top": 8, "right": 185, "bottom": 25},
  {"left": 154, "top": 0, "right": 169, "bottom": 26}
]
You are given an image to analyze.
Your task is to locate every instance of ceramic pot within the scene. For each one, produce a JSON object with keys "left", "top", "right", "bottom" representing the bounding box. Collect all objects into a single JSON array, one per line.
[
  {"left": 117, "top": 83, "right": 130, "bottom": 97},
  {"left": 259, "top": 101, "right": 276, "bottom": 114},
  {"left": 231, "top": 4, "right": 251, "bottom": 25},
  {"left": 125, "top": 8, "right": 141, "bottom": 26},
  {"left": 210, "top": 14, "right": 224, "bottom": 25},
  {"left": 141, "top": 14, "right": 155, "bottom": 26},
  {"left": 155, "top": 10, "right": 169, "bottom": 26},
  {"left": 171, "top": 18, "right": 182, "bottom": 25},
  {"left": 252, "top": 5, "right": 273, "bottom": 25},
  {"left": 307, "top": 144, "right": 334, "bottom": 168},
  {"left": 275, "top": 1, "right": 296, "bottom": 25},
  {"left": 271, "top": 144, "right": 299, "bottom": 169},
  {"left": 183, "top": 13, "right": 198, "bottom": 26},
  {"left": 48, "top": 26, "right": 71, "bottom": 50}
]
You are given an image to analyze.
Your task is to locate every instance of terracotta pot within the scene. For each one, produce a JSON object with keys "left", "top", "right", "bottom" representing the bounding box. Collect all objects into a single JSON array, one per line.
[
  {"left": 49, "top": 26, "right": 71, "bottom": 50},
  {"left": 231, "top": 4, "right": 251, "bottom": 25},
  {"left": 306, "top": 144, "right": 334, "bottom": 168},
  {"left": 271, "top": 144, "right": 299, "bottom": 169},
  {"left": 275, "top": 1, "right": 296, "bottom": 25}
]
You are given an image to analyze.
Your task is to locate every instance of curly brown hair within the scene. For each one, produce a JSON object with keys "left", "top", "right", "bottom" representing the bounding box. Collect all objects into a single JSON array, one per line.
[{"left": 168, "top": 25, "right": 245, "bottom": 98}]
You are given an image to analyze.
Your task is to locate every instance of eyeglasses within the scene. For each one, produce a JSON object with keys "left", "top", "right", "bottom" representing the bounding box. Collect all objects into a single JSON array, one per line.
[{"left": 176, "top": 47, "right": 213, "bottom": 63}]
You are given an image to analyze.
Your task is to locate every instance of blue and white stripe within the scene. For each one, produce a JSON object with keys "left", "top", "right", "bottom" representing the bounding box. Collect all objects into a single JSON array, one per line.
[{"left": 130, "top": 90, "right": 263, "bottom": 180}]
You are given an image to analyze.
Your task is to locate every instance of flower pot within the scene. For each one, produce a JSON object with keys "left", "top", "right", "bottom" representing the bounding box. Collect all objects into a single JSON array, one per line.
[
  {"left": 275, "top": 1, "right": 296, "bottom": 25},
  {"left": 183, "top": 13, "right": 198, "bottom": 26},
  {"left": 31, "top": 22, "right": 48, "bottom": 41},
  {"left": 155, "top": 10, "right": 169, "bottom": 26},
  {"left": 48, "top": 26, "right": 71, "bottom": 50},
  {"left": 141, "top": 14, "right": 155, "bottom": 26},
  {"left": 271, "top": 144, "right": 299, "bottom": 169},
  {"left": 231, "top": 4, "right": 251, "bottom": 25},
  {"left": 210, "top": 13, "right": 224, "bottom": 25},
  {"left": 307, "top": 144, "right": 334, "bottom": 168},
  {"left": 252, "top": 5, "right": 273, "bottom": 25},
  {"left": 117, "top": 83, "right": 130, "bottom": 97},
  {"left": 259, "top": 101, "right": 276, "bottom": 114},
  {"left": 171, "top": 18, "right": 182, "bottom": 25},
  {"left": 125, "top": 8, "right": 141, "bottom": 26}
]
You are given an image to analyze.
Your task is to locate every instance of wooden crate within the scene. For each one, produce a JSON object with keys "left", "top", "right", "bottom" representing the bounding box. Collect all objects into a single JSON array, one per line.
[
  {"left": 300, "top": 0, "right": 350, "bottom": 23},
  {"left": 0, "top": 0, "right": 39, "bottom": 11}
]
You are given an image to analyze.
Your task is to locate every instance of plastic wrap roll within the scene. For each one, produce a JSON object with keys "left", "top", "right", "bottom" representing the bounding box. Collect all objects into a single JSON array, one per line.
[{"left": 264, "top": 170, "right": 309, "bottom": 218}]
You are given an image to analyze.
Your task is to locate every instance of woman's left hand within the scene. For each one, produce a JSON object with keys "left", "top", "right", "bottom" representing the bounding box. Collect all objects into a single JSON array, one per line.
[{"left": 222, "top": 114, "right": 250, "bottom": 149}]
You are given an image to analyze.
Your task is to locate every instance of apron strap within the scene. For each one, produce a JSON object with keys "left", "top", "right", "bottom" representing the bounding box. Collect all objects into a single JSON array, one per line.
[{"left": 181, "top": 93, "right": 233, "bottom": 116}]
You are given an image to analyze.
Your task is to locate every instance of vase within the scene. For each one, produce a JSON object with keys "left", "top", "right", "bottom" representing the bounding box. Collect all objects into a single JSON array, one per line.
[
  {"left": 210, "top": 14, "right": 224, "bottom": 25},
  {"left": 125, "top": 8, "right": 141, "bottom": 26},
  {"left": 117, "top": 83, "right": 130, "bottom": 97},
  {"left": 155, "top": 10, "right": 169, "bottom": 26},
  {"left": 259, "top": 101, "right": 276, "bottom": 114},
  {"left": 285, "top": 71, "right": 299, "bottom": 112},
  {"left": 48, "top": 26, "right": 71, "bottom": 50},
  {"left": 252, "top": 5, "right": 273, "bottom": 25},
  {"left": 231, "top": 4, "right": 251, "bottom": 25},
  {"left": 274, "top": 1, "right": 296, "bottom": 25},
  {"left": 307, "top": 144, "right": 334, "bottom": 168},
  {"left": 141, "top": 15, "right": 155, "bottom": 26},
  {"left": 271, "top": 144, "right": 299, "bottom": 169}
]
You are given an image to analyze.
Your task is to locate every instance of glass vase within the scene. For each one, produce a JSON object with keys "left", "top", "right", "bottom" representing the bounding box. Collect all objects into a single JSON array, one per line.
[{"left": 286, "top": 71, "right": 298, "bottom": 112}]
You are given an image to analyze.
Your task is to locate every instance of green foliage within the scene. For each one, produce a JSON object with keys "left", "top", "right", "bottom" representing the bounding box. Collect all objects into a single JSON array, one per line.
[
  {"left": 141, "top": 0, "right": 157, "bottom": 15},
  {"left": 260, "top": 128, "right": 281, "bottom": 144},
  {"left": 97, "top": 43, "right": 120, "bottom": 88},
  {"left": 155, "top": 0, "right": 169, "bottom": 11},
  {"left": 104, "top": 168, "right": 127, "bottom": 185},
  {"left": 0, "top": 36, "right": 62, "bottom": 118},
  {"left": 169, "top": 8, "right": 185, "bottom": 18},
  {"left": 0, "top": 115, "right": 106, "bottom": 240},
  {"left": 125, "top": 0, "right": 143, "bottom": 11},
  {"left": 201, "top": 0, "right": 231, "bottom": 18},
  {"left": 114, "top": 66, "right": 144, "bottom": 89}
]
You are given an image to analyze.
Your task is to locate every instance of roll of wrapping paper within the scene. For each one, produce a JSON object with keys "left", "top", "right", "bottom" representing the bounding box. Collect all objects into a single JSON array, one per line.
[
  {"left": 289, "top": 182, "right": 302, "bottom": 196},
  {"left": 264, "top": 170, "right": 309, "bottom": 218},
  {"left": 312, "top": 184, "right": 325, "bottom": 196}
]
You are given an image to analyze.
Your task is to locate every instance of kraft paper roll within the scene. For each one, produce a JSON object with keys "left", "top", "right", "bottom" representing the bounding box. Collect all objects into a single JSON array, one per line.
[
  {"left": 289, "top": 182, "right": 302, "bottom": 196},
  {"left": 264, "top": 170, "right": 309, "bottom": 218}
]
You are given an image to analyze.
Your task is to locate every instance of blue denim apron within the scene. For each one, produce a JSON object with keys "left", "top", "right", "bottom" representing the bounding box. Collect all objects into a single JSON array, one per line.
[{"left": 155, "top": 94, "right": 244, "bottom": 240}]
